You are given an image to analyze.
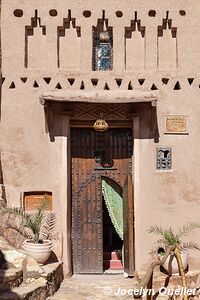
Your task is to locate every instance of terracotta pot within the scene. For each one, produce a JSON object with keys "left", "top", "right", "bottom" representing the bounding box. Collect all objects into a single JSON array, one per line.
[
  {"left": 22, "top": 239, "right": 53, "bottom": 264},
  {"left": 162, "top": 250, "right": 188, "bottom": 275}
]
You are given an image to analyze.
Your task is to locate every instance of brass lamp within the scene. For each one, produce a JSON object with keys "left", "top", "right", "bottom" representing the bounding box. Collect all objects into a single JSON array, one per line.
[{"left": 93, "top": 115, "right": 108, "bottom": 132}]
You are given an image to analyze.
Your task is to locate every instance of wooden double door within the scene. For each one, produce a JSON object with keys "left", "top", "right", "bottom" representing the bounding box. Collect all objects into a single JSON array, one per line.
[{"left": 71, "top": 128, "right": 134, "bottom": 274}]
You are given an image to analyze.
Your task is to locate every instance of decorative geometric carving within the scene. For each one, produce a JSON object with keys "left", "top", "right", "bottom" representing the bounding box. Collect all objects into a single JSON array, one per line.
[
  {"left": 43, "top": 77, "right": 51, "bottom": 84},
  {"left": 115, "top": 11, "right": 123, "bottom": 18},
  {"left": 115, "top": 79, "right": 122, "bottom": 87},
  {"left": 55, "top": 82, "right": 62, "bottom": 89},
  {"left": 138, "top": 78, "right": 145, "bottom": 85},
  {"left": 128, "top": 81, "right": 133, "bottom": 90},
  {"left": 9, "top": 82, "right": 16, "bottom": 89},
  {"left": 49, "top": 9, "right": 58, "bottom": 17},
  {"left": 174, "top": 81, "right": 181, "bottom": 90},
  {"left": 148, "top": 10, "right": 156, "bottom": 17},
  {"left": 6, "top": 76, "right": 196, "bottom": 92},
  {"left": 33, "top": 80, "right": 39, "bottom": 88},
  {"left": 158, "top": 12, "right": 177, "bottom": 70},
  {"left": 125, "top": 12, "right": 145, "bottom": 70},
  {"left": 13, "top": 9, "right": 23, "bottom": 18},
  {"left": 179, "top": 10, "right": 186, "bottom": 16},
  {"left": 91, "top": 79, "right": 98, "bottom": 86},
  {"left": 57, "top": 10, "right": 81, "bottom": 69},
  {"left": 151, "top": 83, "right": 158, "bottom": 90},
  {"left": 156, "top": 147, "right": 172, "bottom": 170},
  {"left": 162, "top": 78, "right": 169, "bottom": 85},
  {"left": 158, "top": 12, "right": 177, "bottom": 37},
  {"left": 25, "top": 10, "right": 46, "bottom": 69},
  {"left": 104, "top": 82, "right": 110, "bottom": 90},
  {"left": 188, "top": 78, "right": 194, "bottom": 85},
  {"left": 21, "top": 77, "right": 27, "bottom": 83},
  {"left": 69, "top": 103, "right": 131, "bottom": 120},
  {"left": 68, "top": 78, "right": 75, "bottom": 86},
  {"left": 80, "top": 81, "right": 85, "bottom": 90},
  {"left": 83, "top": 10, "right": 92, "bottom": 18}
]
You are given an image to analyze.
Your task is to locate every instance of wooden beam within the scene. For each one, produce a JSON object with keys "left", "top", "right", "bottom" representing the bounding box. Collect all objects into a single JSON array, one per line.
[{"left": 40, "top": 90, "right": 158, "bottom": 105}]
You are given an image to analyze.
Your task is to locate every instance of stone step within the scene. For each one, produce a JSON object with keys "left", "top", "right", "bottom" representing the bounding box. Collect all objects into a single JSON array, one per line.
[
  {"left": 137, "top": 270, "right": 200, "bottom": 290},
  {"left": 0, "top": 267, "right": 23, "bottom": 292},
  {"left": 103, "top": 251, "right": 121, "bottom": 260},
  {"left": 103, "top": 259, "right": 123, "bottom": 270}
]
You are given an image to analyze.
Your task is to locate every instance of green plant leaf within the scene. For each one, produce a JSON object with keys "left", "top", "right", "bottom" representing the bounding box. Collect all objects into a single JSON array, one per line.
[
  {"left": 0, "top": 199, "right": 55, "bottom": 244},
  {"left": 148, "top": 223, "right": 200, "bottom": 249}
]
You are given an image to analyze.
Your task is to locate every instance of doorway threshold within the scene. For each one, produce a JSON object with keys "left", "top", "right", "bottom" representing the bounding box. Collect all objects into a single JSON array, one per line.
[{"left": 103, "top": 269, "right": 124, "bottom": 275}]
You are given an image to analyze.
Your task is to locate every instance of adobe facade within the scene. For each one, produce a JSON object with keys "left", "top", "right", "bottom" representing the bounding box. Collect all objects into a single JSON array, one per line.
[{"left": 1, "top": 0, "right": 200, "bottom": 275}]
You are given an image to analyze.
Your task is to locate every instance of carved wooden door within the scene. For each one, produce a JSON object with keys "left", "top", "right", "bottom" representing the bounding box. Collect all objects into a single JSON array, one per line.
[{"left": 71, "top": 128, "right": 133, "bottom": 273}]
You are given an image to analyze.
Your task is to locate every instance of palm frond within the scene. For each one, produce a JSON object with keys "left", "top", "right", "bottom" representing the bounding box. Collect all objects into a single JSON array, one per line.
[
  {"left": 6, "top": 218, "right": 34, "bottom": 239},
  {"left": 147, "top": 225, "right": 165, "bottom": 236},
  {"left": 177, "top": 223, "right": 200, "bottom": 238},
  {"left": 23, "top": 208, "right": 46, "bottom": 242},
  {"left": 148, "top": 223, "right": 200, "bottom": 250},
  {"left": 163, "top": 228, "right": 180, "bottom": 246},
  {"left": 0, "top": 200, "right": 55, "bottom": 243},
  {"left": 40, "top": 213, "right": 56, "bottom": 240},
  {"left": 0, "top": 206, "right": 26, "bottom": 216},
  {"left": 148, "top": 225, "right": 180, "bottom": 246},
  {"left": 157, "top": 238, "right": 167, "bottom": 245},
  {"left": 181, "top": 241, "right": 200, "bottom": 251}
]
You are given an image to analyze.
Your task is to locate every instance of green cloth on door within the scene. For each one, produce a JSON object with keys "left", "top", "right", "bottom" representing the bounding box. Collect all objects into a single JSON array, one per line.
[{"left": 102, "top": 177, "right": 123, "bottom": 240}]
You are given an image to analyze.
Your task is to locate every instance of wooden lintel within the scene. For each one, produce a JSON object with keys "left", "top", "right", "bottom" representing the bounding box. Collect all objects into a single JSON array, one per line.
[{"left": 40, "top": 90, "right": 158, "bottom": 105}]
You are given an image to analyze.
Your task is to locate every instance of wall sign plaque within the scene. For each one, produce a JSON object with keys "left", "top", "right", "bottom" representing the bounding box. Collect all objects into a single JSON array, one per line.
[{"left": 165, "top": 115, "right": 188, "bottom": 134}]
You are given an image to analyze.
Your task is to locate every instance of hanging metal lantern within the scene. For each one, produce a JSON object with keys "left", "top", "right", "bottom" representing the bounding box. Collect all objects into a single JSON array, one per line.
[
  {"left": 99, "top": 31, "right": 110, "bottom": 42},
  {"left": 93, "top": 118, "right": 109, "bottom": 132},
  {"left": 99, "top": 20, "right": 110, "bottom": 42}
]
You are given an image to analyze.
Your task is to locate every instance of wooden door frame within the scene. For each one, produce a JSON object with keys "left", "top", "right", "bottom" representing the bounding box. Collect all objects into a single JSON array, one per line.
[{"left": 60, "top": 114, "right": 140, "bottom": 276}]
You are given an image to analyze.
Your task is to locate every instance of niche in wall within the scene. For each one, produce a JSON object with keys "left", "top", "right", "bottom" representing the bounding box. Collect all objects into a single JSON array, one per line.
[
  {"left": 57, "top": 10, "right": 81, "bottom": 70},
  {"left": 158, "top": 11, "right": 177, "bottom": 70},
  {"left": 92, "top": 11, "right": 113, "bottom": 71},
  {"left": 125, "top": 12, "right": 145, "bottom": 71},
  {"left": 25, "top": 10, "right": 47, "bottom": 69},
  {"left": 23, "top": 191, "right": 52, "bottom": 212}
]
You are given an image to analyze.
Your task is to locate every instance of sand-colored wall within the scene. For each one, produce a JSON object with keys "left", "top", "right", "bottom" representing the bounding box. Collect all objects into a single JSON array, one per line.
[{"left": 2, "top": 0, "right": 200, "bottom": 274}]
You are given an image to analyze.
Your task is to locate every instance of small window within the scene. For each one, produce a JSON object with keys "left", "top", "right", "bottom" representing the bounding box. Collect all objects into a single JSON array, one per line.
[
  {"left": 156, "top": 148, "right": 172, "bottom": 170},
  {"left": 93, "top": 20, "right": 113, "bottom": 71},
  {"left": 96, "top": 41, "right": 112, "bottom": 71}
]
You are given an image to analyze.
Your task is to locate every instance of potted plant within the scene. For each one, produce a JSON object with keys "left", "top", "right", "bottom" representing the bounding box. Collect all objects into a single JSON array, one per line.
[
  {"left": 134, "top": 223, "right": 200, "bottom": 300},
  {"left": 148, "top": 223, "right": 200, "bottom": 275},
  {"left": 1, "top": 201, "right": 55, "bottom": 264}
]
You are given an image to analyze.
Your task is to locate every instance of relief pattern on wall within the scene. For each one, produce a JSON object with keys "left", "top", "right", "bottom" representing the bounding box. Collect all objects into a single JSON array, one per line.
[
  {"left": 16, "top": 9, "right": 182, "bottom": 71},
  {"left": 158, "top": 12, "right": 177, "bottom": 70},
  {"left": 125, "top": 13, "right": 145, "bottom": 71},
  {"left": 4, "top": 75, "right": 198, "bottom": 93},
  {"left": 57, "top": 11, "right": 81, "bottom": 70},
  {"left": 25, "top": 10, "right": 47, "bottom": 69}
]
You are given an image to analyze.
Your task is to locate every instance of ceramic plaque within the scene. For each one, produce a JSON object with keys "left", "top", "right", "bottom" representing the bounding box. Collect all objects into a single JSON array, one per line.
[{"left": 165, "top": 115, "right": 188, "bottom": 134}]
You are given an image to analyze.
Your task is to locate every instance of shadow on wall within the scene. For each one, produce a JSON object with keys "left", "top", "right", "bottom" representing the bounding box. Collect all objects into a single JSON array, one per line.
[
  {"left": 43, "top": 102, "right": 160, "bottom": 143},
  {"left": 0, "top": 54, "right": 7, "bottom": 206},
  {"left": 0, "top": 250, "right": 21, "bottom": 299}
]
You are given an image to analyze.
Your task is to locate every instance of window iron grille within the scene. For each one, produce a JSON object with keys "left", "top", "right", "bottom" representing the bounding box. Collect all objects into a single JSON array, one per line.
[{"left": 156, "top": 147, "right": 172, "bottom": 170}]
